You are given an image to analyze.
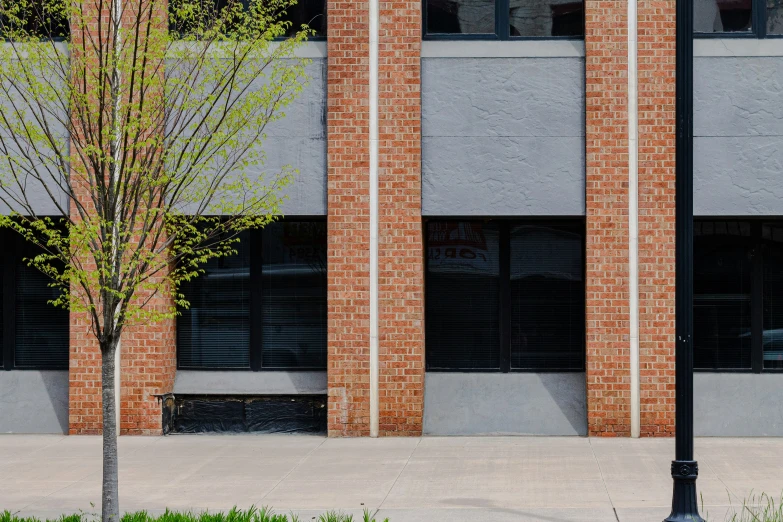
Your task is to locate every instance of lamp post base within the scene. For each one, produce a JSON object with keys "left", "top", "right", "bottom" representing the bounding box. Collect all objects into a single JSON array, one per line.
[{"left": 664, "top": 460, "right": 705, "bottom": 522}]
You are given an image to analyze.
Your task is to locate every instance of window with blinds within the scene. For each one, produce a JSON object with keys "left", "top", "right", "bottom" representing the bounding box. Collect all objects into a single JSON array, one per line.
[
  {"left": 261, "top": 221, "right": 327, "bottom": 369},
  {"left": 0, "top": 228, "right": 69, "bottom": 371},
  {"left": 177, "top": 220, "right": 327, "bottom": 371},
  {"left": 425, "top": 219, "right": 585, "bottom": 372},
  {"left": 694, "top": 220, "right": 783, "bottom": 373},
  {"left": 694, "top": 221, "right": 753, "bottom": 370}
]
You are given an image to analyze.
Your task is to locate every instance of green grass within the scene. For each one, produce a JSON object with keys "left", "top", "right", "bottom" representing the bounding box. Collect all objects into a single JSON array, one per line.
[
  {"left": 0, "top": 507, "right": 389, "bottom": 522},
  {"left": 722, "top": 493, "right": 783, "bottom": 522},
  {"left": 703, "top": 493, "right": 783, "bottom": 522}
]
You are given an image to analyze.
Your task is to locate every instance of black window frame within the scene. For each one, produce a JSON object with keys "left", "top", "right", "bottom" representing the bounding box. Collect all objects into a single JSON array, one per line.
[
  {"left": 694, "top": 218, "right": 783, "bottom": 374},
  {"left": 424, "top": 217, "right": 586, "bottom": 373},
  {"left": 0, "top": 228, "right": 69, "bottom": 371},
  {"left": 176, "top": 216, "right": 328, "bottom": 372},
  {"left": 694, "top": 0, "right": 783, "bottom": 38},
  {"left": 422, "top": 0, "right": 585, "bottom": 40}
]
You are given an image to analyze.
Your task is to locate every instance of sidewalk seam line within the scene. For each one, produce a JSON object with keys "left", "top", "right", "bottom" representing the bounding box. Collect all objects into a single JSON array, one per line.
[
  {"left": 258, "top": 437, "right": 328, "bottom": 503},
  {"left": 374, "top": 437, "right": 422, "bottom": 517},
  {"left": 588, "top": 438, "right": 619, "bottom": 520}
]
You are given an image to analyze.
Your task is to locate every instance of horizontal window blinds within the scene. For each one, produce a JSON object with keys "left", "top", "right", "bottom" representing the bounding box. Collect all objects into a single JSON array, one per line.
[
  {"left": 426, "top": 221, "right": 501, "bottom": 370},
  {"left": 763, "top": 224, "right": 783, "bottom": 369},
  {"left": 694, "top": 221, "right": 753, "bottom": 370},
  {"left": 261, "top": 222, "right": 327, "bottom": 369},
  {"left": 510, "top": 224, "right": 584, "bottom": 370},
  {"left": 13, "top": 252, "right": 68, "bottom": 369},
  {"left": 177, "top": 221, "right": 328, "bottom": 370},
  {"left": 425, "top": 219, "right": 585, "bottom": 373},
  {"left": 178, "top": 231, "right": 252, "bottom": 369}
]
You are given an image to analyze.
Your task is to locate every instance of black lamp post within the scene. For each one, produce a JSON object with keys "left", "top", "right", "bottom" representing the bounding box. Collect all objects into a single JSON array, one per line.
[{"left": 665, "top": 0, "right": 704, "bottom": 517}]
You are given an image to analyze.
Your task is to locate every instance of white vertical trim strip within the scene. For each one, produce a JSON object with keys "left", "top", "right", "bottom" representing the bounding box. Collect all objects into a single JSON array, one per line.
[
  {"left": 628, "top": 0, "right": 641, "bottom": 438},
  {"left": 369, "top": 0, "right": 380, "bottom": 438}
]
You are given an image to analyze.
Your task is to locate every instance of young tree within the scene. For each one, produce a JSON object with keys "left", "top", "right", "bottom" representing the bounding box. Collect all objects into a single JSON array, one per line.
[{"left": 0, "top": 0, "right": 312, "bottom": 519}]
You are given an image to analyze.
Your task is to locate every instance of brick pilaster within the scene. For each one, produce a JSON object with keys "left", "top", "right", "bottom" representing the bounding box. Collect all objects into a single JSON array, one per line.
[
  {"left": 378, "top": 0, "right": 424, "bottom": 436},
  {"left": 585, "top": 0, "right": 632, "bottom": 436},
  {"left": 638, "top": 0, "right": 676, "bottom": 436},
  {"left": 327, "top": 0, "right": 372, "bottom": 436},
  {"left": 68, "top": 0, "right": 175, "bottom": 436}
]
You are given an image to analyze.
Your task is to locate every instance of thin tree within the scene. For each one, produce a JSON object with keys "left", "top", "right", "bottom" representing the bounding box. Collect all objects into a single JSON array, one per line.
[{"left": 0, "top": 0, "right": 312, "bottom": 519}]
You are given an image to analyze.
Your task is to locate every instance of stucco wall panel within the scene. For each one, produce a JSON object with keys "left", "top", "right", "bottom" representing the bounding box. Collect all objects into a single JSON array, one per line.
[
  {"left": 174, "top": 370, "right": 327, "bottom": 395},
  {"left": 695, "top": 57, "right": 783, "bottom": 138},
  {"left": 695, "top": 373, "right": 783, "bottom": 436},
  {"left": 694, "top": 54, "right": 783, "bottom": 216},
  {"left": 694, "top": 136, "right": 783, "bottom": 215},
  {"left": 422, "top": 56, "right": 585, "bottom": 216},
  {"left": 423, "top": 136, "right": 584, "bottom": 215},
  {"left": 0, "top": 371, "right": 68, "bottom": 434},
  {"left": 423, "top": 372, "right": 587, "bottom": 436}
]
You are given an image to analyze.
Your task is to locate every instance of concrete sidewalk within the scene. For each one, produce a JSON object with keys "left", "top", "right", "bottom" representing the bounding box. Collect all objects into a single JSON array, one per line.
[{"left": 1, "top": 435, "right": 781, "bottom": 522}]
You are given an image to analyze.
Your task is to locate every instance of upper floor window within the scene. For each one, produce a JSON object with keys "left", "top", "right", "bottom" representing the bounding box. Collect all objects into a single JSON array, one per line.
[
  {"left": 425, "top": 219, "right": 585, "bottom": 372},
  {"left": 694, "top": 220, "right": 783, "bottom": 372},
  {"left": 169, "top": 0, "right": 326, "bottom": 39},
  {"left": 177, "top": 219, "right": 327, "bottom": 371},
  {"left": 0, "top": 229, "right": 69, "bottom": 371},
  {"left": 695, "top": 0, "right": 783, "bottom": 36},
  {"left": 0, "top": 0, "right": 70, "bottom": 40},
  {"left": 424, "top": 0, "right": 584, "bottom": 39}
]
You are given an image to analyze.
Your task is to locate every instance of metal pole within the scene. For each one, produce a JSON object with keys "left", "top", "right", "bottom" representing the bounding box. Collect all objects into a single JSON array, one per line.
[{"left": 665, "top": 0, "right": 703, "bottom": 516}]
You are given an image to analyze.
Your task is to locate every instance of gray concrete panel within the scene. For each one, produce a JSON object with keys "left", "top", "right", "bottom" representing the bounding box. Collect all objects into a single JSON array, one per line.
[
  {"left": 693, "top": 54, "right": 783, "bottom": 216},
  {"left": 423, "top": 136, "right": 585, "bottom": 216},
  {"left": 0, "top": 44, "right": 69, "bottom": 216},
  {"left": 422, "top": 56, "right": 585, "bottom": 216},
  {"left": 261, "top": 136, "right": 327, "bottom": 216},
  {"left": 694, "top": 136, "right": 783, "bottom": 215},
  {"left": 167, "top": 58, "right": 327, "bottom": 216},
  {"left": 423, "top": 372, "right": 587, "bottom": 436},
  {"left": 695, "top": 57, "right": 783, "bottom": 138},
  {"left": 174, "top": 370, "right": 327, "bottom": 395},
  {"left": 0, "top": 370, "right": 68, "bottom": 434},
  {"left": 422, "top": 58, "right": 584, "bottom": 139},
  {"left": 242, "top": 58, "right": 326, "bottom": 216},
  {"left": 695, "top": 373, "right": 783, "bottom": 436}
]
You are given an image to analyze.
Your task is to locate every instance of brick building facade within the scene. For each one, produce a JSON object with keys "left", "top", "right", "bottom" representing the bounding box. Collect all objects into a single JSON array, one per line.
[{"left": 2, "top": 0, "right": 783, "bottom": 437}]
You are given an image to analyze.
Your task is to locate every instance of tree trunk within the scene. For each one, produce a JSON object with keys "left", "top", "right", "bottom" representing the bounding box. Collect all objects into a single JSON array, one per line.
[{"left": 101, "top": 337, "right": 120, "bottom": 522}]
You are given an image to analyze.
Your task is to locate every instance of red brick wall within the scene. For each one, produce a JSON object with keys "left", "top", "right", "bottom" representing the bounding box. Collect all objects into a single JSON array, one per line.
[
  {"left": 638, "top": 0, "right": 676, "bottom": 436},
  {"left": 378, "top": 0, "right": 424, "bottom": 436},
  {"left": 327, "top": 0, "right": 372, "bottom": 437},
  {"left": 585, "top": 0, "right": 632, "bottom": 436}
]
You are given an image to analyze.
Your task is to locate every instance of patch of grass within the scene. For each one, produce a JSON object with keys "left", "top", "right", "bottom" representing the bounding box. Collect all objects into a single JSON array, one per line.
[
  {"left": 0, "top": 507, "right": 389, "bottom": 522},
  {"left": 723, "top": 493, "right": 783, "bottom": 522},
  {"left": 703, "top": 492, "right": 783, "bottom": 522}
]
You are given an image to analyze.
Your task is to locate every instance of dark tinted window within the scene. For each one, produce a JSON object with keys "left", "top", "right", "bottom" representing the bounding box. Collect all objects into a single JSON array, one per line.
[
  {"left": 0, "top": 229, "right": 69, "bottom": 370},
  {"left": 763, "top": 224, "right": 783, "bottom": 369},
  {"left": 694, "top": 221, "right": 753, "bottom": 370},
  {"left": 0, "top": 0, "right": 70, "bottom": 40},
  {"left": 426, "top": 0, "right": 495, "bottom": 34},
  {"left": 426, "top": 221, "right": 501, "bottom": 370},
  {"left": 510, "top": 0, "right": 584, "bottom": 37},
  {"left": 178, "top": 231, "right": 252, "bottom": 369},
  {"left": 694, "top": 0, "right": 752, "bottom": 33},
  {"left": 426, "top": 219, "right": 585, "bottom": 372},
  {"left": 261, "top": 221, "right": 327, "bottom": 369},
  {"left": 177, "top": 220, "right": 327, "bottom": 370},
  {"left": 425, "top": 0, "right": 584, "bottom": 37},
  {"left": 769, "top": 0, "right": 783, "bottom": 33},
  {"left": 510, "top": 223, "right": 584, "bottom": 370},
  {"left": 169, "top": 0, "right": 326, "bottom": 38},
  {"left": 14, "top": 258, "right": 68, "bottom": 369},
  {"left": 282, "top": 0, "right": 326, "bottom": 37}
]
